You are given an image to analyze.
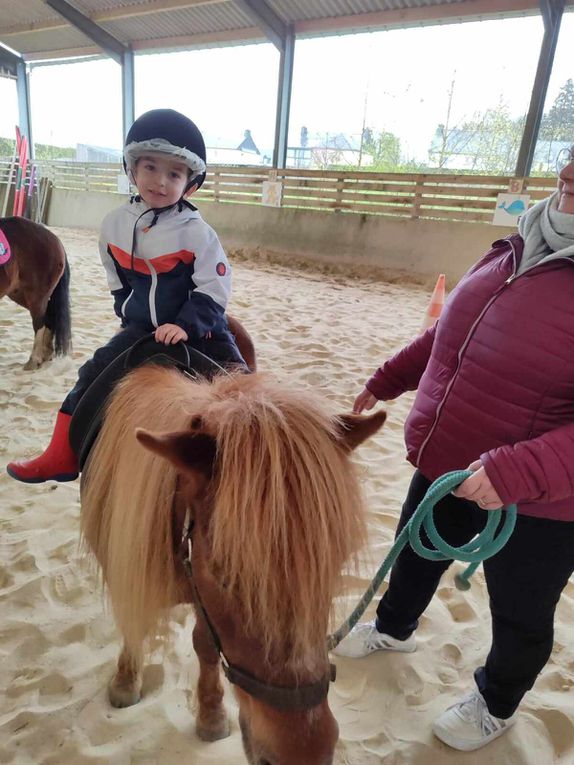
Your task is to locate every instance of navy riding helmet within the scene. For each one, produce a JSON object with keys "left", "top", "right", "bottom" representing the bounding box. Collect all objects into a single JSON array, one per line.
[{"left": 123, "top": 109, "right": 207, "bottom": 192}]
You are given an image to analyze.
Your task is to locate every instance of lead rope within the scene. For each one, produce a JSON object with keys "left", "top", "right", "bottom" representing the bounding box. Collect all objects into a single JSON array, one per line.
[{"left": 327, "top": 470, "right": 517, "bottom": 651}]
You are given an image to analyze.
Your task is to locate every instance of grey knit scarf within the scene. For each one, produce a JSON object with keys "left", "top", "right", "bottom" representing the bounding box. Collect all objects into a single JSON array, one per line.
[{"left": 517, "top": 191, "right": 574, "bottom": 274}]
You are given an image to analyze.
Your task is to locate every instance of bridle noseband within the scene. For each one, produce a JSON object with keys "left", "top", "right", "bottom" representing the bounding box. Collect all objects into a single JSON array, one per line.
[{"left": 180, "top": 508, "right": 336, "bottom": 713}]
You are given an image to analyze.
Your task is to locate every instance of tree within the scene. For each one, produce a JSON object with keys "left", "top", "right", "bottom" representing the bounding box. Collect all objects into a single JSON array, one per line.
[
  {"left": 537, "top": 79, "right": 574, "bottom": 171},
  {"left": 429, "top": 75, "right": 474, "bottom": 169},
  {"left": 0, "top": 137, "right": 75, "bottom": 161},
  {"left": 361, "top": 129, "right": 401, "bottom": 171},
  {"left": 540, "top": 79, "right": 574, "bottom": 142},
  {"left": 429, "top": 103, "right": 524, "bottom": 174}
]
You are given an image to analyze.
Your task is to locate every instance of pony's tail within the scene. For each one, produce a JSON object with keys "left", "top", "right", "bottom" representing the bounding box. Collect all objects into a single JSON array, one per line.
[{"left": 45, "top": 256, "right": 71, "bottom": 356}]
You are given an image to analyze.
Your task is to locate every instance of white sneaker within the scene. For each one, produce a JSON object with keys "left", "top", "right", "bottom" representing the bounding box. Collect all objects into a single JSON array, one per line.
[
  {"left": 432, "top": 689, "right": 516, "bottom": 751},
  {"left": 331, "top": 619, "right": 416, "bottom": 658}
]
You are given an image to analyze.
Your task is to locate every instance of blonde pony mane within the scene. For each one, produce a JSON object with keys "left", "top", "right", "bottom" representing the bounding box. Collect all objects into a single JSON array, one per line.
[{"left": 81, "top": 366, "right": 366, "bottom": 666}]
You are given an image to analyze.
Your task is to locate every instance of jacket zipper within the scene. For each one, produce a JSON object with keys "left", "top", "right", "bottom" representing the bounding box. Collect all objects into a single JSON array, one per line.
[
  {"left": 121, "top": 289, "right": 133, "bottom": 317},
  {"left": 148, "top": 259, "right": 159, "bottom": 328},
  {"left": 416, "top": 241, "right": 519, "bottom": 467},
  {"left": 129, "top": 204, "right": 172, "bottom": 329}
]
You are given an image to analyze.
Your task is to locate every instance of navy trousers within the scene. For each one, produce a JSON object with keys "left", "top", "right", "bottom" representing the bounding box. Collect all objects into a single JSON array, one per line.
[
  {"left": 376, "top": 470, "right": 574, "bottom": 718},
  {"left": 61, "top": 324, "right": 245, "bottom": 415}
]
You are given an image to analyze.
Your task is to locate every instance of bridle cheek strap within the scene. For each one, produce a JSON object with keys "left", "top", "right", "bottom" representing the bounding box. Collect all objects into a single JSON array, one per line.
[{"left": 181, "top": 507, "right": 336, "bottom": 713}]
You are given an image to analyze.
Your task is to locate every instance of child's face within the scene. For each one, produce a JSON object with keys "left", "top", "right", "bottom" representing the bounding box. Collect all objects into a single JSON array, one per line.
[{"left": 132, "top": 153, "right": 190, "bottom": 208}]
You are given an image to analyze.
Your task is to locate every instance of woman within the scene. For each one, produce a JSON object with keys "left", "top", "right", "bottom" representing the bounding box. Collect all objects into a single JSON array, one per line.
[{"left": 335, "top": 145, "right": 574, "bottom": 752}]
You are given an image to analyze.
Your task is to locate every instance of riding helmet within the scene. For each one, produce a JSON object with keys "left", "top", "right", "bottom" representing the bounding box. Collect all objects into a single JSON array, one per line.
[{"left": 124, "top": 109, "right": 207, "bottom": 190}]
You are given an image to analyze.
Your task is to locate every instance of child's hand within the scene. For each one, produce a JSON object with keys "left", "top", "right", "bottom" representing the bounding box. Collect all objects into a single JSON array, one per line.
[
  {"left": 452, "top": 460, "right": 503, "bottom": 510},
  {"left": 353, "top": 388, "right": 378, "bottom": 414},
  {"left": 155, "top": 323, "right": 188, "bottom": 345}
]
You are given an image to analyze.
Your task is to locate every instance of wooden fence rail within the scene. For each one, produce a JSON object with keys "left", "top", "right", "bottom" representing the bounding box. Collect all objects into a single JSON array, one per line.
[{"left": 0, "top": 160, "right": 558, "bottom": 224}]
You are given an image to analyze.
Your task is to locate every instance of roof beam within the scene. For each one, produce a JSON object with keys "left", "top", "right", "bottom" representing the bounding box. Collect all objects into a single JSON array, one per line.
[
  {"left": 17, "top": 59, "right": 33, "bottom": 151},
  {"left": 2, "top": 1, "right": 225, "bottom": 37},
  {"left": 233, "top": 0, "right": 287, "bottom": 49},
  {"left": 122, "top": 47, "right": 135, "bottom": 139},
  {"left": 22, "top": 27, "right": 264, "bottom": 61},
  {"left": 7, "top": 0, "right": 573, "bottom": 46},
  {"left": 515, "top": 0, "right": 564, "bottom": 176},
  {"left": 11, "top": 0, "right": 573, "bottom": 61},
  {"left": 0, "top": 47, "right": 33, "bottom": 147},
  {"left": 44, "top": 0, "right": 128, "bottom": 63},
  {"left": 294, "top": 0, "right": 545, "bottom": 35},
  {"left": 273, "top": 27, "right": 294, "bottom": 167},
  {"left": 25, "top": 45, "right": 102, "bottom": 61}
]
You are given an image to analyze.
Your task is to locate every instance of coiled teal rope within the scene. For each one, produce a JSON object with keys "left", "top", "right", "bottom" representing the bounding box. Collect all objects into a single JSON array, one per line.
[{"left": 327, "top": 469, "right": 517, "bottom": 651}]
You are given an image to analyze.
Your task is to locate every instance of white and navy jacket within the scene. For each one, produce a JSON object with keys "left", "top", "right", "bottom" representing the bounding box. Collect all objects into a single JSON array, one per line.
[{"left": 99, "top": 198, "right": 232, "bottom": 340}]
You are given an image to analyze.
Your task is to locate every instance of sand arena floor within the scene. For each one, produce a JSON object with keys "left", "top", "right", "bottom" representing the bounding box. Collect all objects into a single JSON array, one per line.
[{"left": 1, "top": 227, "right": 573, "bottom": 765}]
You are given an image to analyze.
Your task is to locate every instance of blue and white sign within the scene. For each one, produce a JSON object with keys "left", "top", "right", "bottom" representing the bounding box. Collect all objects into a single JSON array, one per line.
[{"left": 493, "top": 194, "right": 530, "bottom": 227}]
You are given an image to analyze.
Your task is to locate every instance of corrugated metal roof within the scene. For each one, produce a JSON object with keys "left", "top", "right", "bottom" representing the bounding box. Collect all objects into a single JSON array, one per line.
[
  {"left": 0, "top": 0, "right": 564, "bottom": 61},
  {"left": 102, "top": 4, "right": 255, "bottom": 43},
  {"left": 269, "top": 0, "right": 428, "bottom": 21},
  {"left": 4, "top": 27, "right": 96, "bottom": 57},
  {"left": 0, "top": 0, "right": 61, "bottom": 28}
]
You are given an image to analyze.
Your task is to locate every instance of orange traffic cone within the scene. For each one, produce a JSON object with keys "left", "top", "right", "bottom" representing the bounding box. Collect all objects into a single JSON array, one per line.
[{"left": 421, "top": 274, "right": 446, "bottom": 332}]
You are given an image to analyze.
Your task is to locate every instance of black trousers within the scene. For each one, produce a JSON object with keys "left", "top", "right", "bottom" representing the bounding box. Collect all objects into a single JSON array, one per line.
[
  {"left": 61, "top": 324, "right": 245, "bottom": 415},
  {"left": 376, "top": 470, "right": 574, "bottom": 719}
]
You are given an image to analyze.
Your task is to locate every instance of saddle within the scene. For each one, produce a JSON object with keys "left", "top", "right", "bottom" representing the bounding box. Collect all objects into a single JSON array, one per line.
[{"left": 69, "top": 334, "right": 227, "bottom": 471}]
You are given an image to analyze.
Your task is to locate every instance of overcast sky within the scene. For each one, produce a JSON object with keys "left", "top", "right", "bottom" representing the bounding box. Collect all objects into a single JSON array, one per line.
[{"left": 0, "top": 11, "right": 572, "bottom": 162}]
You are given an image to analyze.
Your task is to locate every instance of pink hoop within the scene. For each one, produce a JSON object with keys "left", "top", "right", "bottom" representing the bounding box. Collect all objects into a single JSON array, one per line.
[{"left": 0, "top": 228, "right": 11, "bottom": 266}]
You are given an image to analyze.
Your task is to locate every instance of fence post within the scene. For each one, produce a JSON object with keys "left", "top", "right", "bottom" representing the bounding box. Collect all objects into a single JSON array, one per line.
[
  {"left": 411, "top": 176, "right": 424, "bottom": 219},
  {"left": 213, "top": 170, "right": 220, "bottom": 202},
  {"left": 334, "top": 176, "right": 344, "bottom": 213},
  {"left": 508, "top": 177, "right": 525, "bottom": 193}
]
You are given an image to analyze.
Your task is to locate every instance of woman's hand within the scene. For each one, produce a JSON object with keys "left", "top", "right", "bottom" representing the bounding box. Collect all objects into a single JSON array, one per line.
[
  {"left": 353, "top": 388, "right": 378, "bottom": 414},
  {"left": 452, "top": 460, "right": 503, "bottom": 510},
  {"left": 155, "top": 323, "right": 188, "bottom": 345}
]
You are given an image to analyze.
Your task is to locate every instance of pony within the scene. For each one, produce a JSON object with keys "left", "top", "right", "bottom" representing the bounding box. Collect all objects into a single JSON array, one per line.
[
  {"left": 0, "top": 216, "right": 71, "bottom": 370},
  {"left": 81, "top": 364, "right": 385, "bottom": 764}
]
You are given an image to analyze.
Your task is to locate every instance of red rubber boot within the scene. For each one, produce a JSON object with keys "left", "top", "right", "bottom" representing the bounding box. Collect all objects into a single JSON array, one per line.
[{"left": 6, "top": 411, "right": 79, "bottom": 483}]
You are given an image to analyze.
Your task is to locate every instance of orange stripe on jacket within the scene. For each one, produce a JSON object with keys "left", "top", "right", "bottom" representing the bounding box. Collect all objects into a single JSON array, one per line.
[{"left": 109, "top": 244, "right": 195, "bottom": 276}]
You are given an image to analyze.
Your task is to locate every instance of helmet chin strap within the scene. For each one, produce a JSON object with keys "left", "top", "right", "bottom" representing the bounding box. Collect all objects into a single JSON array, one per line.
[{"left": 185, "top": 173, "right": 204, "bottom": 193}]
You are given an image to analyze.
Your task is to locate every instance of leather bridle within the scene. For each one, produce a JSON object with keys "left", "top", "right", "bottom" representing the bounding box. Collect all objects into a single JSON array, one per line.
[{"left": 180, "top": 507, "right": 336, "bottom": 713}]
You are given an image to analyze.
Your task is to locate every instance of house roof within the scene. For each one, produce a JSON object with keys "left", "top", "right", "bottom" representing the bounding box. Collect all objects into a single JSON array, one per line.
[{"left": 1, "top": 0, "right": 569, "bottom": 63}]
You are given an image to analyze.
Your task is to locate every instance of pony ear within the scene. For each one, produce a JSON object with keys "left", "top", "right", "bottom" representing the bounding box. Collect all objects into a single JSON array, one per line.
[
  {"left": 334, "top": 410, "right": 387, "bottom": 451},
  {"left": 135, "top": 428, "right": 217, "bottom": 477}
]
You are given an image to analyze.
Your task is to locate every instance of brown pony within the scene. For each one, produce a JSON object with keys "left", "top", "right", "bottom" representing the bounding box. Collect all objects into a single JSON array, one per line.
[
  {"left": 81, "top": 365, "right": 385, "bottom": 764},
  {"left": 0, "top": 216, "right": 71, "bottom": 370}
]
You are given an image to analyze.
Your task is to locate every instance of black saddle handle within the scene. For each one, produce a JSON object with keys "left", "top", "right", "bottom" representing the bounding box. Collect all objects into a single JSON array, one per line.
[{"left": 124, "top": 333, "right": 228, "bottom": 377}]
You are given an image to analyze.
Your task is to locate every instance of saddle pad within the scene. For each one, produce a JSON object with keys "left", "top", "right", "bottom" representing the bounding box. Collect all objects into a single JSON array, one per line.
[{"left": 0, "top": 227, "right": 11, "bottom": 266}]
